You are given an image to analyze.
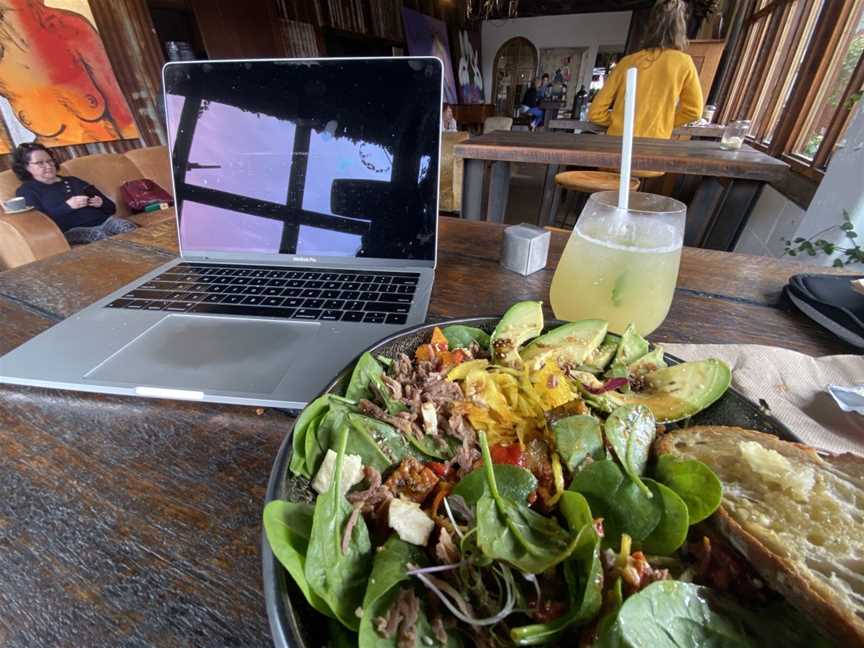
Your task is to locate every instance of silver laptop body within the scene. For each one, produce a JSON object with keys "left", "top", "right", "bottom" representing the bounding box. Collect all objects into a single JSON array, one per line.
[{"left": 0, "top": 57, "right": 443, "bottom": 409}]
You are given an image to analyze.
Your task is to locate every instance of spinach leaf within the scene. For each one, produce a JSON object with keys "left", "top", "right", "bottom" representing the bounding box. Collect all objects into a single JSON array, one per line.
[
  {"left": 358, "top": 535, "right": 430, "bottom": 648},
  {"left": 595, "top": 581, "right": 754, "bottom": 648},
  {"left": 511, "top": 492, "right": 603, "bottom": 645},
  {"left": 305, "top": 425, "right": 373, "bottom": 631},
  {"left": 346, "top": 352, "right": 407, "bottom": 415},
  {"left": 309, "top": 411, "right": 426, "bottom": 476},
  {"left": 346, "top": 352, "right": 385, "bottom": 402},
  {"left": 376, "top": 354, "right": 394, "bottom": 369},
  {"left": 290, "top": 394, "right": 333, "bottom": 478},
  {"left": 558, "top": 490, "right": 593, "bottom": 532},
  {"left": 452, "top": 464, "right": 537, "bottom": 506},
  {"left": 263, "top": 500, "right": 334, "bottom": 617},
  {"left": 552, "top": 415, "right": 605, "bottom": 472},
  {"left": 476, "top": 432, "right": 581, "bottom": 573},
  {"left": 404, "top": 432, "right": 457, "bottom": 462},
  {"left": 347, "top": 413, "right": 431, "bottom": 467},
  {"left": 306, "top": 403, "right": 352, "bottom": 478},
  {"left": 441, "top": 325, "right": 490, "bottom": 351},
  {"left": 655, "top": 455, "right": 722, "bottom": 524},
  {"left": 568, "top": 459, "right": 660, "bottom": 544},
  {"left": 604, "top": 405, "right": 656, "bottom": 498},
  {"left": 638, "top": 479, "right": 689, "bottom": 556}
]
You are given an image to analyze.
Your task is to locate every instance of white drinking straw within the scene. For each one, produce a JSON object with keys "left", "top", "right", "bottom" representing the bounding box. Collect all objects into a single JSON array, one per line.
[{"left": 618, "top": 67, "right": 638, "bottom": 210}]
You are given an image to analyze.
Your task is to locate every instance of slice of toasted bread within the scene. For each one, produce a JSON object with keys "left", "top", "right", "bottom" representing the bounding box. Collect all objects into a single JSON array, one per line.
[{"left": 655, "top": 426, "right": 864, "bottom": 647}]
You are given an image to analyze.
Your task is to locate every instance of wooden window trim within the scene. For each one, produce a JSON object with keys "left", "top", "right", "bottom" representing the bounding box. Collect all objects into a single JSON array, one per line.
[
  {"left": 714, "top": 0, "right": 863, "bottom": 195},
  {"left": 811, "top": 20, "right": 864, "bottom": 168},
  {"left": 769, "top": 0, "right": 855, "bottom": 158},
  {"left": 750, "top": 0, "right": 796, "bottom": 23},
  {"left": 752, "top": 0, "right": 809, "bottom": 142}
]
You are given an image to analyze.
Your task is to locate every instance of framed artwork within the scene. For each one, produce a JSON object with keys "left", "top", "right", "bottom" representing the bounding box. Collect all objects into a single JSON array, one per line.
[
  {"left": 401, "top": 7, "right": 458, "bottom": 105},
  {"left": 0, "top": 0, "right": 139, "bottom": 152},
  {"left": 538, "top": 47, "right": 587, "bottom": 111},
  {"left": 451, "top": 27, "right": 484, "bottom": 104}
]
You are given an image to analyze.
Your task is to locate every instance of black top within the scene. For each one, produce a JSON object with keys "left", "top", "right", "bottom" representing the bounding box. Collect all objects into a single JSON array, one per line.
[
  {"left": 17, "top": 176, "right": 116, "bottom": 232},
  {"left": 522, "top": 86, "right": 539, "bottom": 108}
]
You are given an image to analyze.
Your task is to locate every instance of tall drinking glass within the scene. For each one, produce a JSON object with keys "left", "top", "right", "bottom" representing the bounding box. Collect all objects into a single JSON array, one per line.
[{"left": 549, "top": 191, "right": 686, "bottom": 336}]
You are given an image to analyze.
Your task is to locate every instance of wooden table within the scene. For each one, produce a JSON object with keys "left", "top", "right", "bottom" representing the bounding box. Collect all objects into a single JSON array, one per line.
[
  {"left": 547, "top": 119, "right": 728, "bottom": 140},
  {"left": 0, "top": 217, "right": 852, "bottom": 647},
  {"left": 454, "top": 131, "right": 789, "bottom": 251}
]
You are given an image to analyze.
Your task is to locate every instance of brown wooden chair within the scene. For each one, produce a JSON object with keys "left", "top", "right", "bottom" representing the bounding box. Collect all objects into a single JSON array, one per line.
[{"left": 553, "top": 170, "right": 639, "bottom": 228}]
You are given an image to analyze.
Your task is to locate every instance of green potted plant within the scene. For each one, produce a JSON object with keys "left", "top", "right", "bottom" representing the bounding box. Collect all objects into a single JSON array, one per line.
[{"left": 783, "top": 210, "right": 864, "bottom": 267}]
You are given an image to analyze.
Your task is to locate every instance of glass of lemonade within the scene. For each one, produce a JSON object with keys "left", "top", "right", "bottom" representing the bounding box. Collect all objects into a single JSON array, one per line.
[{"left": 549, "top": 191, "right": 686, "bottom": 336}]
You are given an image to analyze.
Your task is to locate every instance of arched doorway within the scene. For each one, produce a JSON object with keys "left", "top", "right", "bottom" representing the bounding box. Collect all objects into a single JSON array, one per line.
[{"left": 491, "top": 37, "right": 538, "bottom": 117}]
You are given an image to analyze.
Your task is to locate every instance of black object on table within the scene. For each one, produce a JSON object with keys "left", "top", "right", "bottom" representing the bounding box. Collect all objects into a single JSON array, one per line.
[{"left": 784, "top": 273, "right": 864, "bottom": 349}]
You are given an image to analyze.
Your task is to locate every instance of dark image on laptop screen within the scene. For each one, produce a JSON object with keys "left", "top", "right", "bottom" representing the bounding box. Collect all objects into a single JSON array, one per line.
[{"left": 163, "top": 58, "right": 442, "bottom": 261}]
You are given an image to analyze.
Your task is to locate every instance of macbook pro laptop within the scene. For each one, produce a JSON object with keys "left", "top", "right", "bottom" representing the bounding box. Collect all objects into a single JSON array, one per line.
[{"left": 0, "top": 57, "right": 443, "bottom": 409}]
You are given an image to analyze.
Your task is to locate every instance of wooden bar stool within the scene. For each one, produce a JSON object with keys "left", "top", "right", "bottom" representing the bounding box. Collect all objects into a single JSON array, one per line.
[{"left": 553, "top": 171, "right": 639, "bottom": 228}]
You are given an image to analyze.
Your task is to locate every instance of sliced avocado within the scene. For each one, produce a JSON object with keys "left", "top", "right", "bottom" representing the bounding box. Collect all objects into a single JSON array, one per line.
[
  {"left": 628, "top": 345, "right": 668, "bottom": 377},
  {"left": 520, "top": 319, "right": 608, "bottom": 371},
  {"left": 579, "top": 333, "right": 621, "bottom": 374},
  {"left": 590, "top": 359, "right": 732, "bottom": 422},
  {"left": 609, "top": 324, "right": 650, "bottom": 371},
  {"left": 490, "top": 301, "right": 544, "bottom": 368}
]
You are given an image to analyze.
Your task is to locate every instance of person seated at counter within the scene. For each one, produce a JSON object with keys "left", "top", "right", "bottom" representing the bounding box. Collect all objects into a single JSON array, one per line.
[
  {"left": 12, "top": 143, "right": 137, "bottom": 244},
  {"left": 587, "top": 0, "right": 703, "bottom": 139},
  {"left": 518, "top": 73, "right": 550, "bottom": 130}
]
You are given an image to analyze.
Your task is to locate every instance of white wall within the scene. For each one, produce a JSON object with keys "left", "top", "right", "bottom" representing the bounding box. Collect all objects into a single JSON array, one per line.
[
  {"left": 481, "top": 12, "right": 632, "bottom": 104},
  {"left": 735, "top": 103, "right": 864, "bottom": 269},
  {"left": 796, "top": 102, "right": 864, "bottom": 268}
]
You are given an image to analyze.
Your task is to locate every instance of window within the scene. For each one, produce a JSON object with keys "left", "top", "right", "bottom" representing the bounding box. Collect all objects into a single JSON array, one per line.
[{"left": 717, "top": 0, "right": 864, "bottom": 179}]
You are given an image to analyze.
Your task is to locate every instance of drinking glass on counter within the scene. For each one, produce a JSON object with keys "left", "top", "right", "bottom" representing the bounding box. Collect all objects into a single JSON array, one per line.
[
  {"left": 720, "top": 119, "right": 751, "bottom": 150},
  {"left": 549, "top": 191, "right": 686, "bottom": 336}
]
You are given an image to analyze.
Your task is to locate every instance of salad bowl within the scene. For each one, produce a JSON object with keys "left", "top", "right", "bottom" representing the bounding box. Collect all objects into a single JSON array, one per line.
[{"left": 262, "top": 316, "right": 796, "bottom": 648}]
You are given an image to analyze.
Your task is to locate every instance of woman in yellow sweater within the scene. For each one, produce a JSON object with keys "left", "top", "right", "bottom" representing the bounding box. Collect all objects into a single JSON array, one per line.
[{"left": 588, "top": 0, "right": 703, "bottom": 139}]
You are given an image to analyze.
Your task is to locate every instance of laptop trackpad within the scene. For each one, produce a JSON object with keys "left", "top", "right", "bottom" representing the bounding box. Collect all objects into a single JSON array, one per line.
[{"left": 85, "top": 314, "right": 320, "bottom": 393}]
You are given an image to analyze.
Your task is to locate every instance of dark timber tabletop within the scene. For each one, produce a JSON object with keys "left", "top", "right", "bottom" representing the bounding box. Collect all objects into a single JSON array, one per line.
[
  {"left": 454, "top": 131, "right": 790, "bottom": 251},
  {"left": 0, "top": 217, "right": 854, "bottom": 647},
  {"left": 454, "top": 131, "right": 788, "bottom": 182}
]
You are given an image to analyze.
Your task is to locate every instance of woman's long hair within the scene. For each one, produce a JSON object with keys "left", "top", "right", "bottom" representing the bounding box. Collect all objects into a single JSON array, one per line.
[{"left": 640, "top": 0, "right": 689, "bottom": 51}]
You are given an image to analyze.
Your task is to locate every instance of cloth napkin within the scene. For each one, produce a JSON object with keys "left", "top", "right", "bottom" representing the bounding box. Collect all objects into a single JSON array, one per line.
[{"left": 663, "top": 343, "right": 864, "bottom": 455}]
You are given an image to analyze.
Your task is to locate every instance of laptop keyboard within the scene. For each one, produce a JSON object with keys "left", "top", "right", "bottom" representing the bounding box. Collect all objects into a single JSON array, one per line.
[{"left": 105, "top": 263, "right": 420, "bottom": 325}]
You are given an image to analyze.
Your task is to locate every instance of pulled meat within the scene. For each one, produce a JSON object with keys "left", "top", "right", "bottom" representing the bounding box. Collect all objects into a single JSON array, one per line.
[
  {"left": 384, "top": 457, "right": 439, "bottom": 503},
  {"left": 447, "top": 441, "right": 481, "bottom": 481},
  {"left": 341, "top": 506, "right": 362, "bottom": 554},
  {"left": 434, "top": 527, "right": 460, "bottom": 564},
  {"left": 385, "top": 353, "right": 470, "bottom": 446},
  {"left": 375, "top": 588, "right": 421, "bottom": 648},
  {"left": 381, "top": 374, "right": 403, "bottom": 400},
  {"left": 358, "top": 399, "right": 420, "bottom": 437},
  {"left": 430, "top": 616, "right": 448, "bottom": 644},
  {"left": 421, "top": 377, "right": 464, "bottom": 406},
  {"left": 347, "top": 465, "right": 392, "bottom": 514}
]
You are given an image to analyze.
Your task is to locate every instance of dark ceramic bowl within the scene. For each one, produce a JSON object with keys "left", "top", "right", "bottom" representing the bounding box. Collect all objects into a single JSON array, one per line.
[{"left": 261, "top": 317, "right": 795, "bottom": 648}]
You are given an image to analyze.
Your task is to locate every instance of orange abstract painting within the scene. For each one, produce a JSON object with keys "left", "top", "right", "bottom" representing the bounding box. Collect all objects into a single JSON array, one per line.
[{"left": 0, "top": 0, "right": 139, "bottom": 153}]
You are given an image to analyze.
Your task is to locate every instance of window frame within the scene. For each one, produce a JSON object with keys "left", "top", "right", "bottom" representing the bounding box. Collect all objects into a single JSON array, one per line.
[{"left": 715, "top": 0, "right": 864, "bottom": 182}]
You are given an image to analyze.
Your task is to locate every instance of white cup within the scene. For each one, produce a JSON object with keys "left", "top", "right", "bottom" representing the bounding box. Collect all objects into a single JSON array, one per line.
[{"left": 4, "top": 196, "right": 27, "bottom": 211}]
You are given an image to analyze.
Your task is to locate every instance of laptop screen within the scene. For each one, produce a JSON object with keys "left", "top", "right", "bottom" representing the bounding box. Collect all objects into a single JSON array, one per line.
[{"left": 163, "top": 58, "right": 442, "bottom": 262}]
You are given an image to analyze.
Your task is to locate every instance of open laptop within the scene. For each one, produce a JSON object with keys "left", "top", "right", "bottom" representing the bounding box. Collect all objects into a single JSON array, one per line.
[{"left": 0, "top": 57, "right": 443, "bottom": 409}]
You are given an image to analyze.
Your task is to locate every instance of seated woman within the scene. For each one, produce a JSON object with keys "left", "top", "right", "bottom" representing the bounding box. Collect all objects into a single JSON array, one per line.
[
  {"left": 12, "top": 142, "right": 137, "bottom": 244},
  {"left": 587, "top": 0, "right": 703, "bottom": 139}
]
